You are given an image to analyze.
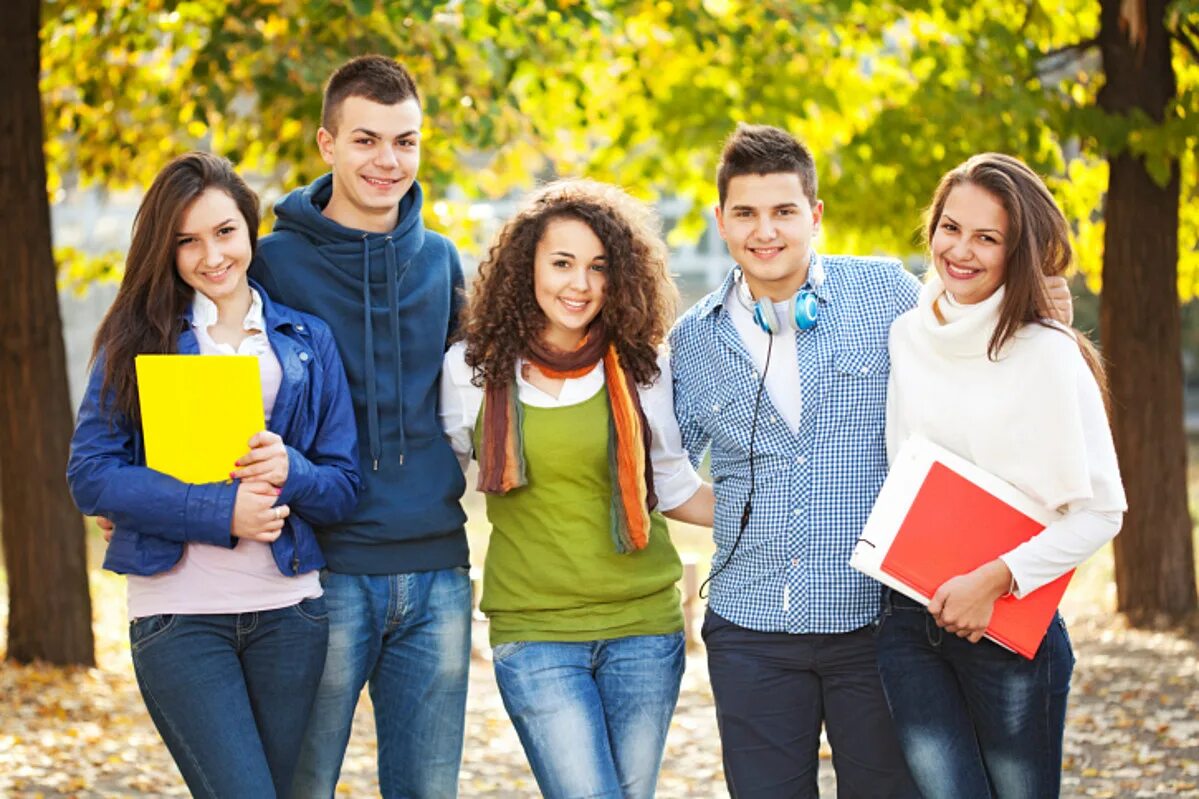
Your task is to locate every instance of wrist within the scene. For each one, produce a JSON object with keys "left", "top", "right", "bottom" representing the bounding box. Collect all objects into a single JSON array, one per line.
[{"left": 977, "top": 559, "right": 1014, "bottom": 600}]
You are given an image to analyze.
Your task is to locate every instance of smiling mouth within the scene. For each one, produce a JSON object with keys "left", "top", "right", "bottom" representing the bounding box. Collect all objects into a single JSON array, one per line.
[
  {"left": 363, "top": 176, "right": 401, "bottom": 187},
  {"left": 749, "top": 246, "right": 783, "bottom": 258},
  {"left": 943, "top": 259, "right": 982, "bottom": 279},
  {"left": 204, "top": 265, "right": 232, "bottom": 281},
  {"left": 558, "top": 297, "right": 589, "bottom": 312}
]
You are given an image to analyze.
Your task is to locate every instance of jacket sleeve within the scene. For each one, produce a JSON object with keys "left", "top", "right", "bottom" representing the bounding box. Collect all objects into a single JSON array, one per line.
[
  {"left": 277, "top": 324, "right": 362, "bottom": 524},
  {"left": 65, "top": 353, "right": 237, "bottom": 547}
]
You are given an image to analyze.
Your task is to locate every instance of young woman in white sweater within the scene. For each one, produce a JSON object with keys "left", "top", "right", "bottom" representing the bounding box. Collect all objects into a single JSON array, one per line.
[{"left": 876, "top": 152, "right": 1126, "bottom": 799}]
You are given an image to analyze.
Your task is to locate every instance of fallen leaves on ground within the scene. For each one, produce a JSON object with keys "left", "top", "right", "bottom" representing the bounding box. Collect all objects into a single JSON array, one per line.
[{"left": 1, "top": 571, "right": 1196, "bottom": 797}]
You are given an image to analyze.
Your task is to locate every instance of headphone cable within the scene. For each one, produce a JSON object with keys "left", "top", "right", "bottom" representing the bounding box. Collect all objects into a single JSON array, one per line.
[{"left": 699, "top": 332, "right": 773, "bottom": 599}]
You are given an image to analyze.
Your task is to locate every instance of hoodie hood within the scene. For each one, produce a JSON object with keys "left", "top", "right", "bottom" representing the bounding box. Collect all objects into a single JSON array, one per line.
[{"left": 273, "top": 173, "right": 427, "bottom": 470}]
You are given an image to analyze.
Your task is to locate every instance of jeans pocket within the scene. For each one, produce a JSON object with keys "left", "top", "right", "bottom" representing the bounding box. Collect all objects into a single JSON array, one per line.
[
  {"left": 491, "top": 640, "right": 529, "bottom": 664},
  {"left": 129, "top": 614, "right": 178, "bottom": 653},
  {"left": 1055, "top": 615, "right": 1075, "bottom": 664},
  {"left": 292, "top": 595, "right": 329, "bottom": 624}
]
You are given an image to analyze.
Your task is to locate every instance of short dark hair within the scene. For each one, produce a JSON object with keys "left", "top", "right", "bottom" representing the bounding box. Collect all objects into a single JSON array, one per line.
[
  {"left": 321, "top": 55, "right": 420, "bottom": 134},
  {"left": 717, "top": 124, "right": 818, "bottom": 207}
]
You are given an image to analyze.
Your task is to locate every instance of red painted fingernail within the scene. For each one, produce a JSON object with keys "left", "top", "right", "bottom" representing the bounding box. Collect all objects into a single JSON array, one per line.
[
  {"left": 275, "top": 488, "right": 282, "bottom": 495},
  {"left": 229, "top": 472, "right": 237, "bottom": 479}
]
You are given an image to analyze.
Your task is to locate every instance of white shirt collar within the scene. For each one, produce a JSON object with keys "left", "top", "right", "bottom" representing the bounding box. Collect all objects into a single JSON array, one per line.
[{"left": 191, "top": 287, "right": 265, "bottom": 333}]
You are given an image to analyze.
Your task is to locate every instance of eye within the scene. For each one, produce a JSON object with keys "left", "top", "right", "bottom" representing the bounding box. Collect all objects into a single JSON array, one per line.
[
  {"left": 217, "top": 225, "right": 237, "bottom": 237},
  {"left": 398, "top": 138, "right": 417, "bottom": 148},
  {"left": 355, "top": 137, "right": 374, "bottom": 146},
  {"left": 777, "top": 208, "right": 795, "bottom": 216},
  {"left": 979, "top": 234, "right": 999, "bottom": 244},
  {"left": 940, "top": 221, "right": 958, "bottom": 232},
  {"left": 734, "top": 210, "right": 752, "bottom": 219},
  {"left": 176, "top": 236, "right": 196, "bottom": 247},
  {"left": 552, "top": 259, "right": 571, "bottom": 269},
  {"left": 590, "top": 262, "right": 607, "bottom": 273}
]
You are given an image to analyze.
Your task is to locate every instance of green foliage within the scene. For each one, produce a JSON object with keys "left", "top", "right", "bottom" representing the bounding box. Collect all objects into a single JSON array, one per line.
[{"left": 40, "top": 0, "right": 1198, "bottom": 290}]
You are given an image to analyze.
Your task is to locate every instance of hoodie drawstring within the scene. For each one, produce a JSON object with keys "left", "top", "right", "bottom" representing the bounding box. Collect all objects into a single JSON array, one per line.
[
  {"left": 361, "top": 235, "right": 382, "bottom": 470},
  {"left": 384, "top": 237, "right": 409, "bottom": 466}
]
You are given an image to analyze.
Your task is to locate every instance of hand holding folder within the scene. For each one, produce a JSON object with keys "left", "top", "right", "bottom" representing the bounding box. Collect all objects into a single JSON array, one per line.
[
  {"left": 850, "top": 436, "right": 1068, "bottom": 659},
  {"left": 135, "top": 354, "right": 265, "bottom": 484}
]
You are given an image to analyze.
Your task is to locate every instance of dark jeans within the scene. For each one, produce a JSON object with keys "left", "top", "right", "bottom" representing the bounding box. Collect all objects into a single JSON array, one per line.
[
  {"left": 875, "top": 590, "right": 1075, "bottom": 799},
  {"left": 702, "top": 609, "right": 918, "bottom": 799},
  {"left": 130, "top": 597, "right": 329, "bottom": 799}
]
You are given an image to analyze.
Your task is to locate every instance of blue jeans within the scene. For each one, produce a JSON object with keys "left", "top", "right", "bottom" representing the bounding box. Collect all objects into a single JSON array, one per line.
[
  {"left": 290, "top": 567, "right": 472, "bottom": 799},
  {"left": 875, "top": 591, "right": 1075, "bottom": 799},
  {"left": 129, "top": 597, "right": 329, "bottom": 799},
  {"left": 492, "top": 632, "right": 686, "bottom": 799}
]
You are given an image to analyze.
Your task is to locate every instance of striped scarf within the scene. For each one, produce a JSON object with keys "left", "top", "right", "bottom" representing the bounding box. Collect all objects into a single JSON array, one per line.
[{"left": 477, "top": 324, "right": 657, "bottom": 553}]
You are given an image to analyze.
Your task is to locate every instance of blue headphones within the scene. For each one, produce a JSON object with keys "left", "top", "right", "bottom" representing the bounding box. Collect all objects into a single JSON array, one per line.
[{"left": 735, "top": 254, "right": 825, "bottom": 334}]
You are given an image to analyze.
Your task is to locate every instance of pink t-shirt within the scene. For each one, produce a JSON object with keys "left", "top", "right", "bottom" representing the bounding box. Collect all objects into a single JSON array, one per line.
[{"left": 126, "top": 290, "right": 321, "bottom": 619}]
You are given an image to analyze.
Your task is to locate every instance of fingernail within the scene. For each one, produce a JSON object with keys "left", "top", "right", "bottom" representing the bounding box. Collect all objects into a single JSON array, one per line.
[
  {"left": 229, "top": 472, "right": 237, "bottom": 479},
  {"left": 275, "top": 488, "right": 282, "bottom": 495}
]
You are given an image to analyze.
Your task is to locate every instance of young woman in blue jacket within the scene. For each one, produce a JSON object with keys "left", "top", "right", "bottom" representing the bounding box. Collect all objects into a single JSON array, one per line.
[{"left": 67, "top": 152, "right": 360, "bottom": 799}]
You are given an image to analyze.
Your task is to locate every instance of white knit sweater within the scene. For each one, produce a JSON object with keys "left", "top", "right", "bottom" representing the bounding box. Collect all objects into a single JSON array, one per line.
[{"left": 886, "top": 276, "right": 1127, "bottom": 597}]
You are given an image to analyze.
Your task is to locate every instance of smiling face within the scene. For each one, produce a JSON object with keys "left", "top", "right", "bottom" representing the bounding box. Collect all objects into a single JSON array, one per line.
[
  {"left": 532, "top": 216, "right": 608, "bottom": 351},
  {"left": 715, "top": 172, "right": 824, "bottom": 301},
  {"left": 931, "top": 182, "right": 1009, "bottom": 305},
  {"left": 174, "top": 187, "right": 253, "bottom": 309},
  {"left": 318, "top": 95, "right": 422, "bottom": 233}
]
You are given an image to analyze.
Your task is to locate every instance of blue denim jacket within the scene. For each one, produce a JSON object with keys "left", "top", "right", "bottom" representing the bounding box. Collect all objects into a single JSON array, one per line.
[{"left": 67, "top": 280, "right": 362, "bottom": 577}]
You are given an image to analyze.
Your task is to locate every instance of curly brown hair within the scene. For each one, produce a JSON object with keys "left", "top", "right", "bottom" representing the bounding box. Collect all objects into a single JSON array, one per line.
[{"left": 462, "top": 179, "right": 677, "bottom": 389}]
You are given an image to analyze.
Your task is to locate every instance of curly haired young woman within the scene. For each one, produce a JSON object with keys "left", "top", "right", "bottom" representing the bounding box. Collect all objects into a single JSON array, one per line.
[{"left": 440, "top": 179, "right": 714, "bottom": 799}]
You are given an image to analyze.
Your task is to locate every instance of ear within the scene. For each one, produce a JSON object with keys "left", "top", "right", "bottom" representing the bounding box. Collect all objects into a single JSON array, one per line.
[
  {"left": 714, "top": 203, "right": 728, "bottom": 240},
  {"left": 811, "top": 199, "right": 825, "bottom": 233},
  {"left": 317, "top": 127, "right": 336, "bottom": 167}
]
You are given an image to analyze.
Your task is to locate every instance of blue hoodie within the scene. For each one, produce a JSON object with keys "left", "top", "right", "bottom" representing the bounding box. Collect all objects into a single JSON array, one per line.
[{"left": 250, "top": 175, "right": 468, "bottom": 575}]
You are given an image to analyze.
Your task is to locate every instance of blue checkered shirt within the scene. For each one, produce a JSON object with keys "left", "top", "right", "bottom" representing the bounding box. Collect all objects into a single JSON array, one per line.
[{"left": 670, "top": 254, "right": 920, "bottom": 634}]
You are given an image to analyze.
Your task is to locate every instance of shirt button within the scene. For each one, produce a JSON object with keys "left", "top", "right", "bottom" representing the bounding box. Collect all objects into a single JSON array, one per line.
[
  {"left": 299, "top": 352, "right": 310, "bottom": 362},
  {"left": 792, "top": 508, "right": 801, "bottom": 517},
  {"left": 770, "top": 415, "right": 778, "bottom": 424},
  {"left": 712, "top": 403, "right": 721, "bottom": 412},
  {"left": 296, "top": 324, "right": 305, "bottom": 332},
  {"left": 791, "top": 558, "right": 799, "bottom": 567},
  {"left": 861, "top": 366, "right": 870, "bottom": 375},
  {"left": 796, "top": 455, "right": 807, "bottom": 465}
]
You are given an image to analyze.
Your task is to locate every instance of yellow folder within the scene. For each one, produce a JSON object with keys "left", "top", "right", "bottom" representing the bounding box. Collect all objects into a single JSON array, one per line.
[{"left": 135, "top": 354, "right": 265, "bottom": 484}]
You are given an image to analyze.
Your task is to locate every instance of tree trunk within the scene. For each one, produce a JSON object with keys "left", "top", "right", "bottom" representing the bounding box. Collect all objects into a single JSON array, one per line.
[
  {"left": 0, "top": 0, "right": 95, "bottom": 664},
  {"left": 1099, "top": 0, "right": 1197, "bottom": 622}
]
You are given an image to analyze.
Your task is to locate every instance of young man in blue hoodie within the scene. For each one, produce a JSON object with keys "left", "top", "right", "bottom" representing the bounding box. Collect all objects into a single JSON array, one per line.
[{"left": 249, "top": 56, "right": 470, "bottom": 799}]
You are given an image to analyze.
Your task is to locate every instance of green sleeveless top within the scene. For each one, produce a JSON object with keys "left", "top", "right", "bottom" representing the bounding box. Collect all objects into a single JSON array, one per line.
[{"left": 475, "top": 386, "right": 684, "bottom": 646}]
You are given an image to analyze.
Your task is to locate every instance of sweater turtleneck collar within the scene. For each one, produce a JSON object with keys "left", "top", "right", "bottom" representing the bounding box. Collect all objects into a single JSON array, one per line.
[{"left": 916, "top": 273, "right": 1007, "bottom": 358}]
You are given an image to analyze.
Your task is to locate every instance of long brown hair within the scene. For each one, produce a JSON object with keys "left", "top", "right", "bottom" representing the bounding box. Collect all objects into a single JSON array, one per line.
[
  {"left": 91, "top": 151, "right": 260, "bottom": 421},
  {"left": 925, "top": 153, "right": 1108, "bottom": 402},
  {"left": 462, "top": 179, "right": 677, "bottom": 388}
]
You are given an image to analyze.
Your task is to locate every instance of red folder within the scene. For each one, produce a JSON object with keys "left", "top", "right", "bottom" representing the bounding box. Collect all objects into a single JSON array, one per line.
[{"left": 880, "top": 461, "right": 1072, "bottom": 659}]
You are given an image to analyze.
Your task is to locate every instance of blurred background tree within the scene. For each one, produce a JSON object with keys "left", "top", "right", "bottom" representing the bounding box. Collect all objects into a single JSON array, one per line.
[{"left": 3, "top": 0, "right": 1195, "bottom": 664}]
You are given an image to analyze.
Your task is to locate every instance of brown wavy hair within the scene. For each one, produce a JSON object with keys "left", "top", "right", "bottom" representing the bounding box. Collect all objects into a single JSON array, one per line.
[
  {"left": 91, "top": 151, "right": 260, "bottom": 421},
  {"left": 925, "top": 152, "right": 1108, "bottom": 404},
  {"left": 462, "top": 179, "right": 677, "bottom": 388}
]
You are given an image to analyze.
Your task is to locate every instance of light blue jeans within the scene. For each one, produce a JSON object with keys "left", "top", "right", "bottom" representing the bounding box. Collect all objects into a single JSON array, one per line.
[
  {"left": 290, "top": 567, "right": 472, "bottom": 799},
  {"left": 492, "top": 632, "right": 686, "bottom": 799}
]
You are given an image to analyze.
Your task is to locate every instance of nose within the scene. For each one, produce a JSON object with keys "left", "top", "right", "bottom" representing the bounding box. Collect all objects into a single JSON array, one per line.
[
  {"left": 754, "top": 216, "right": 777, "bottom": 241},
  {"left": 568, "top": 264, "right": 591, "bottom": 291},
  {"left": 375, "top": 145, "right": 399, "bottom": 169},
  {"left": 203, "top": 238, "right": 223, "bottom": 267}
]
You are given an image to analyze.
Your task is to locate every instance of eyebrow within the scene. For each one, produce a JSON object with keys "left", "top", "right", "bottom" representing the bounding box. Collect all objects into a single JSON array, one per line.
[
  {"left": 943, "top": 214, "right": 1004, "bottom": 236},
  {"left": 550, "top": 250, "right": 606, "bottom": 260},
  {"left": 351, "top": 127, "right": 421, "bottom": 139},
  {"left": 177, "top": 217, "right": 236, "bottom": 237},
  {"left": 730, "top": 203, "right": 799, "bottom": 212}
]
